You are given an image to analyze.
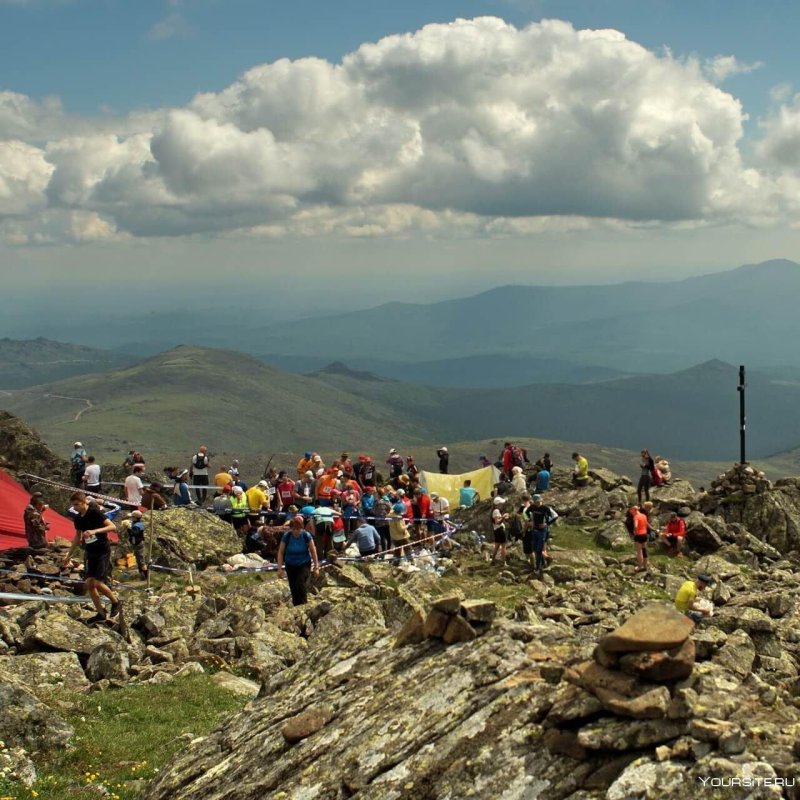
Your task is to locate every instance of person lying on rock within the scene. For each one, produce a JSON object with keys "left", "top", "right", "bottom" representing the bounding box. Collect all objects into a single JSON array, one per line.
[{"left": 674, "top": 574, "right": 715, "bottom": 623}]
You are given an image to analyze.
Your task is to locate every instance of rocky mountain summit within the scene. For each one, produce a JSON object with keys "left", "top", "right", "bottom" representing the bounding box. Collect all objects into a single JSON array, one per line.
[{"left": 5, "top": 423, "right": 800, "bottom": 796}]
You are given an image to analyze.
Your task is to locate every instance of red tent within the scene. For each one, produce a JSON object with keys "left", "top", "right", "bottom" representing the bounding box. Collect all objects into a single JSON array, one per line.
[{"left": 0, "top": 470, "right": 76, "bottom": 551}]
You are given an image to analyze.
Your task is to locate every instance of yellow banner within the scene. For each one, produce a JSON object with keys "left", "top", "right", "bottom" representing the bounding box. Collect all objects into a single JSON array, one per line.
[{"left": 420, "top": 466, "right": 498, "bottom": 508}]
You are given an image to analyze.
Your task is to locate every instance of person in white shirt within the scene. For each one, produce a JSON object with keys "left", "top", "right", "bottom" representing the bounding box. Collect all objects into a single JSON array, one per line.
[
  {"left": 124, "top": 465, "right": 145, "bottom": 506},
  {"left": 83, "top": 456, "right": 102, "bottom": 493},
  {"left": 429, "top": 492, "right": 450, "bottom": 534}
]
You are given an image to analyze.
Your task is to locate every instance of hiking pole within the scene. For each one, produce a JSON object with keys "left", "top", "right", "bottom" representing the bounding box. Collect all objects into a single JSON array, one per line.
[
  {"left": 738, "top": 365, "right": 746, "bottom": 464},
  {"left": 146, "top": 507, "right": 154, "bottom": 593}
]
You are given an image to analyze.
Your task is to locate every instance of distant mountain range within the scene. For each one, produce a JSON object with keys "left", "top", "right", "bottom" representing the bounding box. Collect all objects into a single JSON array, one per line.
[{"left": 2, "top": 345, "right": 800, "bottom": 464}]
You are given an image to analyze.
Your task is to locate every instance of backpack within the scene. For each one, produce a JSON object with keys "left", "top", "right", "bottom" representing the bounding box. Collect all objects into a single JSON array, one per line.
[
  {"left": 544, "top": 506, "right": 559, "bottom": 526},
  {"left": 624, "top": 511, "right": 635, "bottom": 535},
  {"left": 508, "top": 514, "right": 524, "bottom": 542},
  {"left": 511, "top": 446, "right": 525, "bottom": 468},
  {"left": 193, "top": 453, "right": 207, "bottom": 470}
]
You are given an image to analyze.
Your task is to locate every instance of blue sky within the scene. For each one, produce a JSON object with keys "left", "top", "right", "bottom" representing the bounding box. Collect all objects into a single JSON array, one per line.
[
  {"left": 1, "top": 0, "right": 790, "bottom": 123},
  {"left": 3, "top": 0, "right": 800, "bottom": 321}
]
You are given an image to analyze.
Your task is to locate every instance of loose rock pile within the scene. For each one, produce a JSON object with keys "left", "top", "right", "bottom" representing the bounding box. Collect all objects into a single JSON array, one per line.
[{"left": 709, "top": 462, "right": 772, "bottom": 497}]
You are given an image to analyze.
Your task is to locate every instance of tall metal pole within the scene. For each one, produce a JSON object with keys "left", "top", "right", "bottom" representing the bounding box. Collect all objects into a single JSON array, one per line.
[{"left": 738, "top": 365, "right": 746, "bottom": 464}]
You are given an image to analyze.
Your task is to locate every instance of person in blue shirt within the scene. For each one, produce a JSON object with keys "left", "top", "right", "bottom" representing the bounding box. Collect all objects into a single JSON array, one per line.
[
  {"left": 277, "top": 515, "right": 320, "bottom": 606},
  {"left": 534, "top": 468, "right": 550, "bottom": 493},
  {"left": 459, "top": 479, "right": 480, "bottom": 508},
  {"left": 349, "top": 518, "right": 382, "bottom": 558}
]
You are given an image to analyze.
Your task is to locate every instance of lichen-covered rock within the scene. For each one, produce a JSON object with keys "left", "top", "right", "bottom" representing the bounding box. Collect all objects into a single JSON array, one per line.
[
  {"left": 86, "top": 641, "right": 130, "bottom": 682},
  {"left": 0, "top": 681, "right": 73, "bottom": 752},
  {"left": 148, "top": 508, "right": 243, "bottom": 568},
  {"left": 0, "top": 651, "right": 89, "bottom": 697},
  {"left": 21, "top": 611, "right": 122, "bottom": 656}
]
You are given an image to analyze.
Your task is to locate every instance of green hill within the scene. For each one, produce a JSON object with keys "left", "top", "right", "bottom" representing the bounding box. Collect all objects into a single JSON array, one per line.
[{"left": 0, "top": 337, "right": 133, "bottom": 389}]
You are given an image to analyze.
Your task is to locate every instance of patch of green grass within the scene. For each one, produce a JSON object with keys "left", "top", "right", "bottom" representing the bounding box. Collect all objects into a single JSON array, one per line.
[
  {"left": 550, "top": 523, "right": 606, "bottom": 553},
  {"left": 0, "top": 674, "right": 247, "bottom": 800}
]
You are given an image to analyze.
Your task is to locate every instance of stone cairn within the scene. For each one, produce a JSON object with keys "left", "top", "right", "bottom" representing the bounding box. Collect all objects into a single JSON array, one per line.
[
  {"left": 708, "top": 463, "right": 771, "bottom": 497},
  {"left": 395, "top": 594, "right": 497, "bottom": 647},
  {"left": 541, "top": 604, "right": 744, "bottom": 762}
]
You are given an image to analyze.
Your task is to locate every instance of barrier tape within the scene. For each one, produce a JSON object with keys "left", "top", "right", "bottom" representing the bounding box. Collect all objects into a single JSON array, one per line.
[
  {"left": 20, "top": 473, "right": 139, "bottom": 508},
  {"left": 0, "top": 591, "right": 95, "bottom": 604},
  {"left": 0, "top": 567, "right": 147, "bottom": 593}
]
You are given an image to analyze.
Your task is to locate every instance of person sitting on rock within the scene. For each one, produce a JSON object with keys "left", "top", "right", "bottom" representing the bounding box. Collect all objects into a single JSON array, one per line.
[
  {"left": 571, "top": 452, "right": 589, "bottom": 487},
  {"left": 660, "top": 511, "right": 686, "bottom": 557},
  {"left": 459, "top": 479, "right": 480, "bottom": 508},
  {"left": 675, "top": 574, "right": 715, "bottom": 623}
]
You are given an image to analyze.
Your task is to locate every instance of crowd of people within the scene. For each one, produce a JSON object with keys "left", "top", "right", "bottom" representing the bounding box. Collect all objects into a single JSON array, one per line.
[{"left": 22, "top": 438, "right": 716, "bottom": 619}]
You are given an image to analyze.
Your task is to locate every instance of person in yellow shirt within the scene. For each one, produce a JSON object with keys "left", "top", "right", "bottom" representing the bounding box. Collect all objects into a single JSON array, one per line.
[
  {"left": 571, "top": 452, "right": 589, "bottom": 487},
  {"left": 214, "top": 469, "right": 232, "bottom": 489},
  {"left": 245, "top": 480, "right": 271, "bottom": 526},
  {"left": 675, "top": 574, "right": 714, "bottom": 623}
]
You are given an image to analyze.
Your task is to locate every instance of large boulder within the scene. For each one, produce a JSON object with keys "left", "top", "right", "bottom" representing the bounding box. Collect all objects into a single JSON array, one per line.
[
  {"left": 148, "top": 508, "right": 244, "bottom": 568},
  {"left": 0, "top": 652, "right": 90, "bottom": 698},
  {"left": 718, "top": 483, "right": 800, "bottom": 553},
  {"left": 21, "top": 611, "right": 122, "bottom": 656},
  {"left": 0, "top": 681, "right": 73, "bottom": 752},
  {"left": 599, "top": 605, "right": 693, "bottom": 653}
]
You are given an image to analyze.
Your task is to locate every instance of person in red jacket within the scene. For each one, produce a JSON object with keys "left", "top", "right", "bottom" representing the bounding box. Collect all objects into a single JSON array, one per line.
[
  {"left": 660, "top": 511, "right": 686, "bottom": 557},
  {"left": 414, "top": 488, "right": 432, "bottom": 537},
  {"left": 502, "top": 442, "right": 514, "bottom": 479}
]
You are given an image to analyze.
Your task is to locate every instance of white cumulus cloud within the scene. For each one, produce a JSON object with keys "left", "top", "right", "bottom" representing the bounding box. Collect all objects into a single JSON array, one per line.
[{"left": 0, "top": 16, "right": 796, "bottom": 244}]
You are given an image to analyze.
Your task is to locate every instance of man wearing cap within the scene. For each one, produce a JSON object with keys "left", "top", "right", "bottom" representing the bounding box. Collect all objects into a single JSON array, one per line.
[
  {"left": 70, "top": 442, "right": 88, "bottom": 487},
  {"left": 24, "top": 492, "right": 49, "bottom": 550},
  {"left": 429, "top": 492, "right": 450, "bottom": 534},
  {"left": 437, "top": 447, "right": 449, "bottom": 474},
  {"left": 296, "top": 452, "right": 315, "bottom": 478},
  {"left": 246, "top": 480, "right": 270, "bottom": 526},
  {"left": 128, "top": 510, "right": 148, "bottom": 579},
  {"left": 675, "top": 574, "right": 715, "bottom": 623}
]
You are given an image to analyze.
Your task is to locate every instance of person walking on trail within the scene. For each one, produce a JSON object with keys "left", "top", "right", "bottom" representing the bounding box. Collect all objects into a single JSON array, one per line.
[
  {"left": 524, "top": 495, "right": 555, "bottom": 578},
  {"left": 62, "top": 491, "right": 121, "bottom": 623},
  {"left": 190, "top": 446, "right": 210, "bottom": 504},
  {"left": 437, "top": 446, "right": 449, "bottom": 474},
  {"left": 277, "top": 514, "right": 320, "bottom": 606},
  {"left": 638, "top": 449, "right": 655, "bottom": 505},
  {"left": 490, "top": 496, "right": 509, "bottom": 566},
  {"left": 128, "top": 510, "right": 148, "bottom": 580},
  {"left": 572, "top": 452, "right": 589, "bottom": 487},
  {"left": 124, "top": 464, "right": 145, "bottom": 506},
  {"left": 674, "top": 574, "right": 715, "bottom": 623},
  {"left": 70, "top": 442, "right": 88, "bottom": 487},
  {"left": 23, "top": 492, "right": 49, "bottom": 549}
]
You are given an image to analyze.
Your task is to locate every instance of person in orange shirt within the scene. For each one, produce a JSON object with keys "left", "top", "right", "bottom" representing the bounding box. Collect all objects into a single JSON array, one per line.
[
  {"left": 630, "top": 505, "right": 650, "bottom": 573},
  {"left": 296, "top": 452, "right": 315, "bottom": 478}
]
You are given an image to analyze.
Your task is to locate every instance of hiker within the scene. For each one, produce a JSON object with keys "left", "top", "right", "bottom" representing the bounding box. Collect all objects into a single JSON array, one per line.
[
  {"left": 172, "top": 470, "right": 193, "bottom": 507},
  {"left": 413, "top": 487, "right": 431, "bottom": 537},
  {"left": 490, "top": 496, "right": 509, "bottom": 566},
  {"left": 524, "top": 495, "right": 556, "bottom": 577},
  {"left": 189, "top": 446, "right": 210, "bottom": 504},
  {"left": 128, "top": 510, "right": 148, "bottom": 579},
  {"left": 23, "top": 492, "right": 49, "bottom": 549},
  {"left": 459, "top": 479, "right": 480, "bottom": 508},
  {"left": 62, "top": 491, "right": 121, "bottom": 623},
  {"left": 293, "top": 470, "right": 316, "bottom": 507},
  {"left": 655, "top": 456, "right": 672, "bottom": 483},
  {"left": 275, "top": 471, "right": 296, "bottom": 516},
  {"left": 674, "top": 574, "right": 715, "bottom": 623},
  {"left": 501, "top": 442, "right": 515, "bottom": 479},
  {"left": 478, "top": 454, "right": 492, "bottom": 468},
  {"left": 372, "top": 490, "right": 392, "bottom": 551},
  {"left": 430, "top": 491, "right": 450, "bottom": 533},
  {"left": 246, "top": 480, "right": 271, "bottom": 526},
  {"left": 83, "top": 455, "right": 102, "bottom": 494},
  {"left": 358, "top": 455, "right": 377, "bottom": 489},
  {"left": 386, "top": 449, "right": 404, "bottom": 482},
  {"left": 277, "top": 515, "right": 320, "bottom": 606},
  {"left": 388, "top": 502, "right": 412, "bottom": 563},
  {"left": 122, "top": 450, "right": 145, "bottom": 473},
  {"left": 660, "top": 510, "right": 686, "bottom": 557},
  {"left": 212, "top": 485, "right": 233, "bottom": 522},
  {"left": 124, "top": 464, "right": 145, "bottom": 506},
  {"left": 141, "top": 482, "right": 167, "bottom": 511},
  {"left": 437, "top": 446, "right": 449, "bottom": 474},
  {"left": 315, "top": 467, "right": 339, "bottom": 506},
  {"left": 627, "top": 505, "right": 650, "bottom": 573},
  {"left": 339, "top": 452, "right": 354, "bottom": 479},
  {"left": 229, "top": 485, "right": 249, "bottom": 531},
  {"left": 228, "top": 459, "right": 241, "bottom": 480},
  {"left": 349, "top": 518, "right": 382, "bottom": 558},
  {"left": 535, "top": 452, "right": 553, "bottom": 473},
  {"left": 406, "top": 456, "right": 420, "bottom": 482},
  {"left": 638, "top": 449, "right": 655, "bottom": 504},
  {"left": 214, "top": 466, "right": 232, "bottom": 489},
  {"left": 311, "top": 502, "right": 338, "bottom": 554},
  {"left": 511, "top": 466, "right": 526, "bottom": 493},
  {"left": 571, "top": 452, "right": 589, "bottom": 487},
  {"left": 70, "top": 442, "right": 88, "bottom": 487},
  {"left": 533, "top": 464, "right": 550, "bottom": 493},
  {"left": 296, "top": 451, "right": 315, "bottom": 478}
]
